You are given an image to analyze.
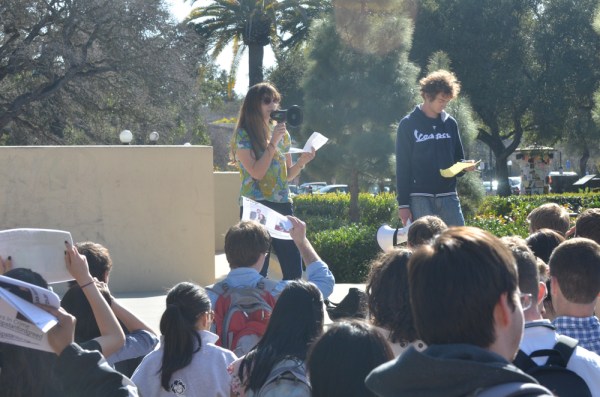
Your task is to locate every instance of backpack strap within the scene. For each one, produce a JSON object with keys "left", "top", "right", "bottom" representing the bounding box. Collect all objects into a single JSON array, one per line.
[
  {"left": 257, "top": 277, "right": 280, "bottom": 294},
  {"left": 514, "top": 349, "right": 538, "bottom": 372},
  {"left": 547, "top": 334, "right": 578, "bottom": 367},
  {"left": 474, "top": 382, "right": 551, "bottom": 397},
  {"left": 259, "top": 359, "right": 309, "bottom": 391}
]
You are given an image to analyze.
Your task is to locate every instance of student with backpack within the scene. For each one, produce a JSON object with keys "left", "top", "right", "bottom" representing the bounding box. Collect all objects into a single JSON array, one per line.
[
  {"left": 503, "top": 237, "right": 598, "bottom": 396},
  {"left": 208, "top": 217, "right": 334, "bottom": 356},
  {"left": 132, "top": 282, "right": 236, "bottom": 397},
  {"left": 229, "top": 280, "right": 324, "bottom": 397}
]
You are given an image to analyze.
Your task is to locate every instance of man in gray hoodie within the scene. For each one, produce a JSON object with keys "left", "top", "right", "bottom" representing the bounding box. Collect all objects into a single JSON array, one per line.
[{"left": 366, "top": 227, "right": 552, "bottom": 396}]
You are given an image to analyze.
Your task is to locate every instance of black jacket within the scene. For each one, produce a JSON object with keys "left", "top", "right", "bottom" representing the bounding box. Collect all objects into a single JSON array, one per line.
[
  {"left": 365, "top": 344, "right": 552, "bottom": 397},
  {"left": 396, "top": 106, "right": 465, "bottom": 208}
]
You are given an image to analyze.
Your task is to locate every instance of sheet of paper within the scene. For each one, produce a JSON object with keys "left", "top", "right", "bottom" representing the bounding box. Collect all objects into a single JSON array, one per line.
[
  {"left": 440, "top": 160, "right": 481, "bottom": 178},
  {"left": 241, "top": 197, "right": 293, "bottom": 240},
  {"left": 0, "top": 228, "right": 74, "bottom": 283},
  {"left": 288, "top": 132, "right": 328, "bottom": 153},
  {"left": 0, "top": 297, "right": 54, "bottom": 352}
]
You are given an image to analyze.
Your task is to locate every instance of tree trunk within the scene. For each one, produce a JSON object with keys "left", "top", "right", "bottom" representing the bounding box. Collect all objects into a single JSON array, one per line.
[
  {"left": 579, "top": 147, "right": 590, "bottom": 176},
  {"left": 248, "top": 43, "right": 264, "bottom": 87},
  {"left": 495, "top": 153, "right": 510, "bottom": 197},
  {"left": 349, "top": 169, "right": 360, "bottom": 223}
]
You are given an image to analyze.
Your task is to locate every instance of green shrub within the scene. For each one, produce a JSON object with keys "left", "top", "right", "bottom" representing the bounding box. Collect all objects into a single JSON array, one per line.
[{"left": 311, "top": 224, "right": 379, "bottom": 283}]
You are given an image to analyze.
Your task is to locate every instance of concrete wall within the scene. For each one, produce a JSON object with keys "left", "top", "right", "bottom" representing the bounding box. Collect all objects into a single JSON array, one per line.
[
  {"left": 0, "top": 146, "right": 215, "bottom": 293},
  {"left": 214, "top": 172, "right": 241, "bottom": 251}
]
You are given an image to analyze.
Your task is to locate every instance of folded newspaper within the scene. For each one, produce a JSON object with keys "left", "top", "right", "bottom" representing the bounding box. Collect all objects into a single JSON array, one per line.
[
  {"left": 287, "top": 131, "right": 328, "bottom": 154},
  {"left": 0, "top": 275, "right": 60, "bottom": 352},
  {"left": 0, "top": 228, "right": 74, "bottom": 284},
  {"left": 242, "top": 197, "right": 293, "bottom": 240}
]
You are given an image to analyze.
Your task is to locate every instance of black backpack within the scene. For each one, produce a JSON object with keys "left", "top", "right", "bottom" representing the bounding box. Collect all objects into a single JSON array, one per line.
[{"left": 513, "top": 335, "right": 592, "bottom": 397}]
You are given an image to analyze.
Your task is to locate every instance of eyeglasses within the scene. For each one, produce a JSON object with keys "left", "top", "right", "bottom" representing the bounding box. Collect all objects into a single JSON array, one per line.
[
  {"left": 519, "top": 292, "right": 533, "bottom": 311},
  {"left": 262, "top": 97, "right": 280, "bottom": 105}
]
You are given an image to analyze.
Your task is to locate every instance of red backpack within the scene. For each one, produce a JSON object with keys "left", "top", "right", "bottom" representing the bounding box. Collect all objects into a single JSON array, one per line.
[{"left": 208, "top": 278, "right": 278, "bottom": 356}]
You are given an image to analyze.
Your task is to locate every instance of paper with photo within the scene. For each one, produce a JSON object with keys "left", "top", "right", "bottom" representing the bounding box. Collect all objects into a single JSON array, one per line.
[
  {"left": 288, "top": 132, "right": 328, "bottom": 154},
  {"left": 0, "top": 275, "right": 60, "bottom": 352},
  {"left": 0, "top": 228, "right": 74, "bottom": 284},
  {"left": 241, "top": 197, "right": 293, "bottom": 240},
  {"left": 440, "top": 160, "right": 481, "bottom": 178}
]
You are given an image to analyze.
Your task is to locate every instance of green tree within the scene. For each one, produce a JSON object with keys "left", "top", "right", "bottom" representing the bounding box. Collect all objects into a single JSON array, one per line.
[
  {"left": 528, "top": 0, "right": 600, "bottom": 175},
  {"left": 0, "top": 0, "right": 216, "bottom": 145},
  {"left": 411, "top": 0, "right": 537, "bottom": 196},
  {"left": 189, "top": 0, "right": 330, "bottom": 91},
  {"left": 303, "top": 10, "right": 419, "bottom": 222}
]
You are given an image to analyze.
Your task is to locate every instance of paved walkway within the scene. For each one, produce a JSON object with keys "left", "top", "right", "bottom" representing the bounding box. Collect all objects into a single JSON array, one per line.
[{"left": 114, "top": 252, "right": 364, "bottom": 331}]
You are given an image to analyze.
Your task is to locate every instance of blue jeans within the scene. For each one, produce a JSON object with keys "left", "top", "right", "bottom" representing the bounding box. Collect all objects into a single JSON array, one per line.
[
  {"left": 410, "top": 194, "right": 465, "bottom": 226},
  {"left": 240, "top": 201, "right": 302, "bottom": 280}
]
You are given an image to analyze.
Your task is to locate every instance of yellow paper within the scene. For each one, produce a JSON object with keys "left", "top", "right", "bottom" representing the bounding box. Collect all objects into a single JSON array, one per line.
[{"left": 440, "top": 160, "right": 481, "bottom": 178}]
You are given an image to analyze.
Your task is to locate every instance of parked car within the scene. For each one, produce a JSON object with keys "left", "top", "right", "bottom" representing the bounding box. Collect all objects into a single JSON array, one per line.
[
  {"left": 299, "top": 182, "right": 327, "bottom": 194},
  {"left": 315, "top": 184, "right": 348, "bottom": 194},
  {"left": 482, "top": 180, "right": 498, "bottom": 195},
  {"left": 508, "top": 176, "right": 521, "bottom": 195},
  {"left": 289, "top": 184, "right": 299, "bottom": 198}
]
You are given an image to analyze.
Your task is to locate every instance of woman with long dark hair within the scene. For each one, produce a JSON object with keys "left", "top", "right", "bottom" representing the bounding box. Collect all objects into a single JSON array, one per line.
[
  {"left": 132, "top": 282, "right": 236, "bottom": 396},
  {"left": 232, "top": 82, "right": 315, "bottom": 279},
  {"left": 229, "top": 280, "right": 324, "bottom": 397}
]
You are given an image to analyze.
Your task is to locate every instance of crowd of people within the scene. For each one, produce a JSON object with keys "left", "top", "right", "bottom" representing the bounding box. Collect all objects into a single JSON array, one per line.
[{"left": 2, "top": 74, "right": 600, "bottom": 396}]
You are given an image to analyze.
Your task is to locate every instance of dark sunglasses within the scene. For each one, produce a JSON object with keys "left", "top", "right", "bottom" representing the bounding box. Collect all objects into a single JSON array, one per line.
[{"left": 262, "top": 97, "right": 280, "bottom": 105}]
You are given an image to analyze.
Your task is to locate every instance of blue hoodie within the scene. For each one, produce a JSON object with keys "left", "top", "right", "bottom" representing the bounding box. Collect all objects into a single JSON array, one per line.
[{"left": 396, "top": 106, "right": 465, "bottom": 208}]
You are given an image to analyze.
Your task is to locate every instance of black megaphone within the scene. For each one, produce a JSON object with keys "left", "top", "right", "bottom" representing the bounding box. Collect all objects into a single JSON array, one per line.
[{"left": 270, "top": 105, "right": 303, "bottom": 127}]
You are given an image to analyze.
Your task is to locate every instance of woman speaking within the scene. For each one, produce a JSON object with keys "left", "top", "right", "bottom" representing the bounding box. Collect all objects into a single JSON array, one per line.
[{"left": 231, "top": 82, "right": 315, "bottom": 279}]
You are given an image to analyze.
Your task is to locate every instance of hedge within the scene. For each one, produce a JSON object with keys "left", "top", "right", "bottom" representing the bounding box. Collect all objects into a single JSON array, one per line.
[{"left": 293, "top": 191, "right": 600, "bottom": 283}]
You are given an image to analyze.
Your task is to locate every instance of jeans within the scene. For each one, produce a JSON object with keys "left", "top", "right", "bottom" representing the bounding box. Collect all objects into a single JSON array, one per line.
[
  {"left": 240, "top": 201, "right": 302, "bottom": 280},
  {"left": 410, "top": 194, "right": 465, "bottom": 226}
]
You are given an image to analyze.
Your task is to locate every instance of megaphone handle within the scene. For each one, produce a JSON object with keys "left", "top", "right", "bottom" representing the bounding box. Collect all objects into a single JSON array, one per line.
[{"left": 393, "top": 228, "right": 399, "bottom": 247}]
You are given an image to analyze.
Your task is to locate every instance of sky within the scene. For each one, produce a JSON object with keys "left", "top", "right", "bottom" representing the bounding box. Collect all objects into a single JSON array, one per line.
[{"left": 165, "top": 0, "right": 276, "bottom": 95}]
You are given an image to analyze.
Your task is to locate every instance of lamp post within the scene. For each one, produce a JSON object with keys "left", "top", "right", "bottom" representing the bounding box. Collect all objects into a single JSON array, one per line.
[
  {"left": 149, "top": 131, "right": 159, "bottom": 145},
  {"left": 119, "top": 129, "right": 133, "bottom": 145}
]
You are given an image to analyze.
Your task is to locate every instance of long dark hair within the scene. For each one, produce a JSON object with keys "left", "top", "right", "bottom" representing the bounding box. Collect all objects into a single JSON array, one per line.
[
  {"left": 0, "top": 269, "right": 60, "bottom": 397},
  {"left": 307, "top": 319, "right": 394, "bottom": 397},
  {"left": 232, "top": 82, "right": 281, "bottom": 160},
  {"left": 240, "top": 280, "right": 324, "bottom": 392},
  {"left": 159, "top": 282, "right": 211, "bottom": 391}
]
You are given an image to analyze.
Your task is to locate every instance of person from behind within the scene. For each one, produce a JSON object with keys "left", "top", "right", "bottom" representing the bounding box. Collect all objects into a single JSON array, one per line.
[
  {"left": 526, "top": 229, "right": 565, "bottom": 320},
  {"left": 0, "top": 250, "right": 135, "bottom": 396},
  {"left": 550, "top": 238, "right": 600, "bottom": 355},
  {"left": 61, "top": 241, "right": 158, "bottom": 376},
  {"left": 505, "top": 237, "right": 600, "bottom": 396},
  {"left": 526, "top": 228, "right": 565, "bottom": 265},
  {"left": 132, "top": 282, "right": 236, "bottom": 397},
  {"left": 366, "top": 227, "right": 552, "bottom": 396},
  {"left": 573, "top": 208, "right": 600, "bottom": 317},
  {"left": 406, "top": 215, "right": 447, "bottom": 248},
  {"left": 209, "top": 217, "right": 334, "bottom": 307},
  {"left": 527, "top": 203, "right": 570, "bottom": 236},
  {"left": 307, "top": 319, "right": 393, "bottom": 397},
  {"left": 365, "top": 248, "right": 425, "bottom": 356},
  {"left": 229, "top": 280, "right": 324, "bottom": 397}
]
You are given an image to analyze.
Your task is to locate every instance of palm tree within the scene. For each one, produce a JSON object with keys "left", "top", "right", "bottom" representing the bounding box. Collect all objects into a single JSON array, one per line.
[{"left": 188, "top": 0, "right": 329, "bottom": 93}]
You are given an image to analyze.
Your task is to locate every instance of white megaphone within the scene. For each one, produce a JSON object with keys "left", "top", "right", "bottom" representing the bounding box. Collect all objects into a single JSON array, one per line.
[{"left": 377, "top": 221, "right": 411, "bottom": 252}]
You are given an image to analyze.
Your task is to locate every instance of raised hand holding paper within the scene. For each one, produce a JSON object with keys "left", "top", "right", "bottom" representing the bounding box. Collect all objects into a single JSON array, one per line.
[
  {"left": 241, "top": 197, "right": 293, "bottom": 240},
  {"left": 287, "top": 132, "right": 328, "bottom": 154},
  {"left": 0, "top": 228, "right": 74, "bottom": 283}
]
